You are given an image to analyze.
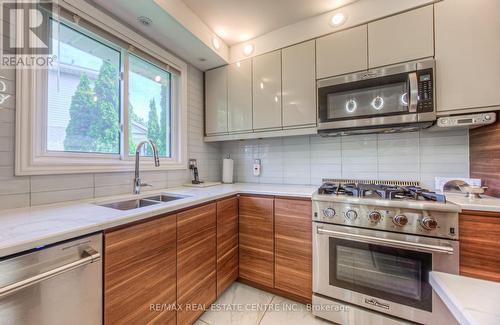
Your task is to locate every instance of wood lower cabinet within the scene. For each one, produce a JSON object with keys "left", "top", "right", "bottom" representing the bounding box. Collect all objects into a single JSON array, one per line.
[
  {"left": 216, "top": 197, "right": 239, "bottom": 297},
  {"left": 459, "top": 210, "right": 500, "bottom": 282},
  {"left": 104, "top": 215, "right": 177, "bottom": 325},
  {"left": 177, "top": 203, "right": 217, "bottom": 325},
  {"left": 274, "top": 198, "right": 312, "bottom": 300},
  {"left": 239, "top": 196, "right": 274, "bottom": 287}
]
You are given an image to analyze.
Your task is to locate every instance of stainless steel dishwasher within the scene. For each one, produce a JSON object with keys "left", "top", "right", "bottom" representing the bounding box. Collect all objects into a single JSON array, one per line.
[{"left": 0, "top": 233, "right": 102, "bottom": 325}]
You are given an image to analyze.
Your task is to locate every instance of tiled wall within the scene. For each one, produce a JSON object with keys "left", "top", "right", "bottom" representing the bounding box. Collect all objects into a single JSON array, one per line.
[
  {"left": 221, "top": 130, "right": 470, "bottom": 190},
  {"left": 0, "top": 65, "right": 222, "bottom": 210}
]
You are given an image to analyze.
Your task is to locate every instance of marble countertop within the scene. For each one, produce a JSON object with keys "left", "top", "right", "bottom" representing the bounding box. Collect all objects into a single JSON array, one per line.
[
  {"left": 0, "top": 183, "right": 316, "bottom": 258},
  {"left": 430, "top": 271, "right": 500, "bottom": 325},
  {"left": 446, "top": 193, "right": 500, "bottom": 213},
  {"left": 1, "top": 182, "right": 499, "bottom": 258}
]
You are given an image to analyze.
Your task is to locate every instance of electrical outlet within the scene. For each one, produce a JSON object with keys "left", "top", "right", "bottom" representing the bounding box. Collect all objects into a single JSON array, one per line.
[{"left": 253, "top": 159, "right": 261, "bottom": 176}]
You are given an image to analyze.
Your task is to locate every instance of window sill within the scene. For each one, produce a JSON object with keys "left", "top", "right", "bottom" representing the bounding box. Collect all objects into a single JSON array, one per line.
[{"left": 15, "top": 158, "right": 187, "bottom": 176}]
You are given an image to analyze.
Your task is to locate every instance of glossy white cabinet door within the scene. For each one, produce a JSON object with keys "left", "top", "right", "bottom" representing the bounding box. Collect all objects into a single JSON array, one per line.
[
  {"left": 282, "top": 40, "right": 316, "bottom": 128},
  {"left": 228, "top": 60, "right": 252, "bottom": 132},
  {"left": 368, "top": 5, "right": 434, "bottom": 68},
  {"left": 205, "top": 66, "right": 228, "bottom": 135},
  {"left": 316, "top": 25, "right": 368, "bottom": 79},
  {"left": 435, "top": 0, "right": 500, "bottom": 112},
  {"left": 252, "top": 50, "right": 282, "bottom": 130}
]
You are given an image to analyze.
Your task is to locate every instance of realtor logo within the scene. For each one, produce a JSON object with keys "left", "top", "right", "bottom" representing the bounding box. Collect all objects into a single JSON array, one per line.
[{"left": 0, "top": 0, "right": 56, "bottom": 68}]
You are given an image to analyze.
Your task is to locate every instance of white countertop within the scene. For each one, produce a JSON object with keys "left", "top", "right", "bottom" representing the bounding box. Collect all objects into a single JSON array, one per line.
[
  {"left": 446, "top": 193, "right": 500, "bottom": 213},
  {"left": 1, "top": 182, "right": 499, "bottom": 259},
  {"left": 430, "top": 272, "right": 500, "bottom": 325},
  {"left": 0, "top": 183, "right": 316, "bottom": 258}
]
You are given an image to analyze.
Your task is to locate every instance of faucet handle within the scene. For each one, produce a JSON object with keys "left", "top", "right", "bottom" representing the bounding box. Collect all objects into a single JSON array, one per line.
[{"left": 140, "top": 183, "right": 153, "bottom": 188}]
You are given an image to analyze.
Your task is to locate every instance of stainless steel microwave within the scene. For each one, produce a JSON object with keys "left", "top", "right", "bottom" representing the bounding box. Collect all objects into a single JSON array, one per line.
[{"left": 317, "top": 59, "right": 436, "bottom": 135}]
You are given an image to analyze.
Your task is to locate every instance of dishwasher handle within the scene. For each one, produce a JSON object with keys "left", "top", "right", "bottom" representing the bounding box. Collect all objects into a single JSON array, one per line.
[{"left": 0, "top": 248, "right": 100, "bottom": 299}]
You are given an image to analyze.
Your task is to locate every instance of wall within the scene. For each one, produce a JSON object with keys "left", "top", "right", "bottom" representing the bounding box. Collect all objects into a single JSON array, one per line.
[
  {"left": 470, "top": 118, "right": 500, "bottom": 198},
  {"left": 222, "top": 130, "right": 469, "bottom": 190},
  {"left": 0, "top": 65, "right": 221, "bottom": 210}
]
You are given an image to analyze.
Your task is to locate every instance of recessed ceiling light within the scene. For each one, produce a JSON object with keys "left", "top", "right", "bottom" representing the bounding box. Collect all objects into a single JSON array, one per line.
[
  {"left": 137, "top": 16, "right": 152, "bottom": 27},
  {"left": 212, "top": 37, "right": 220, "bottom": 50},
  {"left": 243, "top": 43, "right": 254, "bottom": 56},
  {"left": 330, "top": 12, "right": 347, "bottom": 27},
  {"left": 154, "top": 75, "right": 162, "bottom": 82}
]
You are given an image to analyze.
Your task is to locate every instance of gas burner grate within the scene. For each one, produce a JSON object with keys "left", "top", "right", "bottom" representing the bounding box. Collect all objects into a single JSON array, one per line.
[
  {"left": 322, "top": 178, "right": 420, "bottom": 187},
  {"left": 318, "top": 181, "right": 446, "bottom": 203}
]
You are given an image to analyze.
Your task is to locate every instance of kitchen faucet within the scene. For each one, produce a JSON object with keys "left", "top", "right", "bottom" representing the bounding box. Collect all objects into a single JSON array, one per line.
[{"left": 134, "top": 140, "right": 160, "bottom": 194}]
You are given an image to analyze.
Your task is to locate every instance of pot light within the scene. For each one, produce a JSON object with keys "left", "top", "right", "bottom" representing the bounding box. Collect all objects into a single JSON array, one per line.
[
  {"left": 330, "top": 12, "right": 347, "bottom": 27},
  {"left": 137, "top": 16, "right": 152, "bottom": 27},
  {"left": 154, "top": 75, "right": 162, "bottom": 82},
  {"left": 212, "top": 37, "right": 220, "bottom": 50},
  {"left": 243, "top": 43, "right": 254, "bottom": 56}
]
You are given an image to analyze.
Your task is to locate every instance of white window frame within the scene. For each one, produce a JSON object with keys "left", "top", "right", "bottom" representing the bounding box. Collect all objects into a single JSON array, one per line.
[{"left": 15, "top": 0, "right": 188, "bottom": 175}]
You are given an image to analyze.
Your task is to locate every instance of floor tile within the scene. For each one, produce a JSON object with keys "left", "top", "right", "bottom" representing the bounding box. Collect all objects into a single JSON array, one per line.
[
  {"left": 200, "top": 282, "right": 274, "bottom": 325},
  {"left": 259, "top": 296, "right": 331, "bottom": 325}
]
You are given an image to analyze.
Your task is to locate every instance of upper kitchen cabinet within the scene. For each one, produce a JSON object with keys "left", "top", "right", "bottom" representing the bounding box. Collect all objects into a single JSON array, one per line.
[
  {"left": 282, "top": 40, "right": 317, "bottom": 128},
  {"left": 252, "top": 50, "right": 282, "bottom": 130},
  {"left": 435, "top": 0, "right": 500, "bottom": 113},
  {"left": 368, "top": 5, "right": 434, "bottom": 68},
  {"left": 205, "top": 66, "right": 228, "bottom": 135},
  {"left": 228, "top": 59, "right": 253, "bottom": 132},
  {"left": 316, "top": 25, "right": 368, "bottom": 79}
]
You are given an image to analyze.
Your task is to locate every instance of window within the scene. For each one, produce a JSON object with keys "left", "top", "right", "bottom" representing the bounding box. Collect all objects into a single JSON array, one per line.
[
  {"left": 128, "top": 54, "right": 171, "bottom": 157},
  {"left": 47, "top": 21, "right": 121, "bottom": 154},
  {"left": 15, "top": 3, "right": 188, "bottom": 175}
]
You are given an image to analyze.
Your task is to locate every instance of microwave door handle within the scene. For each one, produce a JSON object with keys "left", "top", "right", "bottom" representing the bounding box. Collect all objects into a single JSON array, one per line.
[
  {"left": 409, "top": 72, "right": 418, "bottom": 113},
  {"left": 316, "top": 227, "right": 454, "bottom": 255}
]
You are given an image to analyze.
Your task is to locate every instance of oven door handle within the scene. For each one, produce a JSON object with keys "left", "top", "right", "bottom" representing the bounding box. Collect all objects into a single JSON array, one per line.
[
  {"left": 317, "top": 227, "right": 454, "bottom": 255},
  {"left": 408, "top": 72, "right": 418, "bottom": 113}
]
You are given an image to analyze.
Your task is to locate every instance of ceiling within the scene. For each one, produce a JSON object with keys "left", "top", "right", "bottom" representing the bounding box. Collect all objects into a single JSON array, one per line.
[
  {"left": 182, "top": 0, "right": 360, "bottom": 45},
  {"left": 89, "top": 0, "right": 227, "bottom": 70}
]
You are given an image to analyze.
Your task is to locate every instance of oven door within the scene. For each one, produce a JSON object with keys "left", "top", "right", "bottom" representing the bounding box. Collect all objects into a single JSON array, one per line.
[
  {"left": 313, "top": 222, "right": 459, "bottom": 324},
  {"left": 317, "top": 62, "right": 419, "bottom": 131}
]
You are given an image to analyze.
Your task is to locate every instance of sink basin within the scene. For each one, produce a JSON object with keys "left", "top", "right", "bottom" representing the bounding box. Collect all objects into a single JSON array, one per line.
[
  {"left": 144, "top": 194, "right": 190, "bottom": 202},
  {"left": 99, "top": 199, "right": 159, "bottom": 211}
]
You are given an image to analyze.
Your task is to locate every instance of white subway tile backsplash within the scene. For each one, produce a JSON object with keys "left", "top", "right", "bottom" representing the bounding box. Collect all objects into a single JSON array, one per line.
[
  {"left": 31, "top": 174, "right": 94, "bottom": 193},
  {"left": 31, "top": 188, "right": 94, "bottom": 206},
  {"left": 0, "top": 136, "right": 14, "bottom": 152},
  {"left": 0, "top": 193, "right": 30, "bottom": 210},
  {"left": 224, "top": 130, "right": 469, "bottom": 189},
  {"left": 0, "top": 178, "right": 30, "bottom": 195},
  {"left": 0, "top": 109, "right": 14, "bottom": 123}
]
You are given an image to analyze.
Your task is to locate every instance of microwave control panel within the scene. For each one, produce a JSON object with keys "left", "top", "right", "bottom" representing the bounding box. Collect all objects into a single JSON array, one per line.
[{"left": 417, "top": 69, "right": 434, "bottom": 112}]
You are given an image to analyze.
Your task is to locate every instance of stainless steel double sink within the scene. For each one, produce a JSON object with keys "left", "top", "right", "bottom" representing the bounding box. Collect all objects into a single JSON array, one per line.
[{"left": 97, "top": 194, "right": 189, "bottom": 211}]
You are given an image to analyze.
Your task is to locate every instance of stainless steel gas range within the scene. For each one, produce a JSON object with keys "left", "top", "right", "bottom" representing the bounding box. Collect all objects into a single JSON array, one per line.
[{"left": 311, "top": 181, "right": 460, "bottom": 325}]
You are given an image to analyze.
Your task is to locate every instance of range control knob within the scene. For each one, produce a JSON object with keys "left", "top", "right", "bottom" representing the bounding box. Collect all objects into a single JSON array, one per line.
[
  {"left": 368, "top": 211, "right": 382, "bottom": 223},
  {"left": 420, "top": 217, "right": 438, "bottom": 230},
  {"left": 323, "top": 208, "right": 336, "bottom": 218},
  {"left": 393, "top": 215, "right": 408, "bottom": 227},
  {"left": 345, "top": 209, "right": 358, "bottom": 221}
]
